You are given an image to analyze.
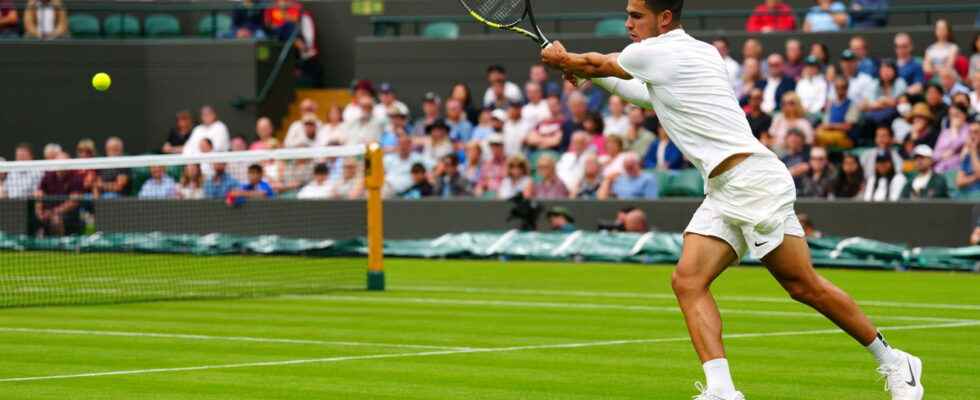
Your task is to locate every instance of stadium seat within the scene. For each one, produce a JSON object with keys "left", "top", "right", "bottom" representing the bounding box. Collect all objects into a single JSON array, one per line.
[
  {"left": 421, "top": 22, "right": 459, "bottom": 39},
  {"left": 104, "top": 14, "right": 141, "bottom": 38},
  {"left": 945, "top": 170, "right": 960, "bottom": 198},
  {"left": 197, "top": 14, "right": 232, "bottom": 37},
  {"left": 68, "top": 14, "right": 101, "bottom": 38},
  {"left": 661, "top": 169, "right": 704, "bottom": 197},
  {"left": 144, "top": 14, "right": 182, "bottom": 38},
  {"left": 129, "top": 166, "right": 151, "bottom": 196},
  {"left": 594, "top": 18, "right": 627, "bottom": 38}
]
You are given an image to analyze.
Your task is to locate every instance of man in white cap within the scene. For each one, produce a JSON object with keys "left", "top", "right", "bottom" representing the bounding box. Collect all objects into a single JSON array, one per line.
[{"left": 901, "top": 145, "right": 948, "bottom": 199}]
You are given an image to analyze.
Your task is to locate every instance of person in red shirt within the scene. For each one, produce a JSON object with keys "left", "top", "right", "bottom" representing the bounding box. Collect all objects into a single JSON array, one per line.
[
  {"left": 746, "top": 0, "right": 797, "bottom": 33},
  {"left": 264, "top": 0, "right": 302, "bottom": 41}
]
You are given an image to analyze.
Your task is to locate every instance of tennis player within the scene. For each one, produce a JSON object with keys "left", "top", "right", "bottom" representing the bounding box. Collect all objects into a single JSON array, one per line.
[{"left": 540, "top": 1, "right": 923, "bottom": 399}]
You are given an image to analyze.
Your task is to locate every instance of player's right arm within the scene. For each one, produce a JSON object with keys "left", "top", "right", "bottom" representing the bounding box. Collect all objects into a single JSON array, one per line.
[{"left": 544, "top": 41, "right": 656, "bottom": 109}]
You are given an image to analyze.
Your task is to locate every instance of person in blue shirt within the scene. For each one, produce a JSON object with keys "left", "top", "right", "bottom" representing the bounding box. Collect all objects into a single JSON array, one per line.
[
  {"left": 600, "top": 153, "right": 659, "bottom": 200},
  {"left": 894, "top": 33, "right": 926, "bottom": 93},
  {"left": 138, "top": 165, "right": 177, "bottom": 199},
  {"left": 546, "top": 207, "right": 577, "bottom": 233},
  {"left": 203, "top": 162, "right": 240, "bottom": 199},
  {"left": 231, "top": 164, "right": 275, "bottom": 199},
  {"left": 642, "top": 126, "right": 684, "bottom": 170},
  {"left": 803, "top": 0, "right": 849, "bottom": 32},
  {"left": 957, "top": 120, "right": 980, "bottom": 195}
]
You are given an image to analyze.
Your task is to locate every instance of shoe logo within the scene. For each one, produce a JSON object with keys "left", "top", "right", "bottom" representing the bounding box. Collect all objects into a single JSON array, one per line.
[
  {"left": 905, "top": 359, "right": 917, "bottom": 387},
  {"left": 754, "top": 241, "right": 769, "bottom": 247}
]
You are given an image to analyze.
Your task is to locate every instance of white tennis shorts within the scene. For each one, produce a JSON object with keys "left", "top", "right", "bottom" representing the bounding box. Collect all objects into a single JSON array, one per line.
[{"left": 684, "top": 153, "right": 804, "bottom": 260}]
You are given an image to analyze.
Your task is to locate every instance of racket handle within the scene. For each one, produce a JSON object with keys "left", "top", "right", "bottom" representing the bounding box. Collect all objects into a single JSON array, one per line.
[{"left": 543, "top": 42, "right": 587, "bottom": 88}]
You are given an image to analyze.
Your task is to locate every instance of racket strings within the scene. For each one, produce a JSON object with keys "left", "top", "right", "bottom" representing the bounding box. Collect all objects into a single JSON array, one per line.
[{"left": 473, "top": 0, "right": 524, "bottom": 25}]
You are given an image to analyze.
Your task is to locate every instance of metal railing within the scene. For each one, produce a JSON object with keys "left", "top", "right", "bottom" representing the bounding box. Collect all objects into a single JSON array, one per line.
[{"left": 370, "top": 4, "right": 980, "bottom": 37}]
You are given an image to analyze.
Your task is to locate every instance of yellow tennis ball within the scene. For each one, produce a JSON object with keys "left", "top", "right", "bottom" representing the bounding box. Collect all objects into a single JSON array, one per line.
[{"left": 92, "top": 72, "right": 111, "bottom": 91}]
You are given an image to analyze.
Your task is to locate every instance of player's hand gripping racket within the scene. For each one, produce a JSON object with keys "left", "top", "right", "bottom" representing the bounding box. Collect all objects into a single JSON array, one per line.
[{"left": 459, "top": 0, "right": 586, "bottom": 86}]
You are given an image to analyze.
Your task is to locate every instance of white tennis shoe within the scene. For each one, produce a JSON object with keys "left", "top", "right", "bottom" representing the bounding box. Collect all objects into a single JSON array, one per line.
[
  {"left": 691, "top": 382, "right": 745, "bottom": 400},
  {"left": 877, "top": 349, "right": 924, "bottom": 400}
]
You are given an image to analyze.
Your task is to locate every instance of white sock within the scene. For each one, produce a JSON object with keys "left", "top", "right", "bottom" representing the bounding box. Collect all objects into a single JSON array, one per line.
[
  {"left": 866, "top": 332, "right": 900, "bottom": 366},
  {"left": 703, "top": 358, "right": 737, "bottom": 396}
]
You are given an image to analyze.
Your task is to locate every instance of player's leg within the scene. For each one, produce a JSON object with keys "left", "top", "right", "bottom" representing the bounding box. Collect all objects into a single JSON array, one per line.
[
  {"left": 763, "top": 235, "right": 923, "bottom": 400},
  {"left": 673, "top": 233, "right": 741, "bottom": 399}
]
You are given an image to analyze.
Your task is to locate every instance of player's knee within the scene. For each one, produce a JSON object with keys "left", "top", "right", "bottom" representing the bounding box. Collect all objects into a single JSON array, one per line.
[
  {"left": 784, "top": 279, "right": 826, "bottom": 305},
  {"left": 671, "top": 266, "right": 708, "bottom": 297}
]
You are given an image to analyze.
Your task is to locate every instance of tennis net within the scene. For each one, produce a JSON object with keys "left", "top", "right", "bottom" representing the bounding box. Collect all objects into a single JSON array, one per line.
[{"left": 0, "top": 145, "right": 385, "bottom": 307}]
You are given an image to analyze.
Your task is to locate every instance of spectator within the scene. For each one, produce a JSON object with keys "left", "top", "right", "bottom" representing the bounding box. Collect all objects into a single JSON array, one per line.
[
  {"left": 476, "top": 135, "right": 507, "bottom": 197},
  {"left": 0, "top": 157, "right": 5, "bottom": 198},
  {"left": 861, "top": 61, "right": 907, "bottom": 131},
  {"left": 938, "top": 67, "right": 971, "bottom": 102},
  {"left": 797, "top": 213, "right": 823, "bottom": 238},
  {"left": 342, "top": 81, "right": 381, "bottom": 122},
  {"left": 249, "top": 117, "right": 276, "bottom": 150},
  {"left": 230, "top": 164, "right": 275, "bottom": 199},
  {"left": 809, "top": 42, "right": 830, "bottom": 66},
  {"left": 643, "top": 125, "right": 683, "bottom": 170},
  {"left": 850, "top": 36, "right": 879, "bottom": 77},
  {"left": 296, "top": 163, "right": 332, "bottom": 199},
  {"left": 522, "top": 82, "right": 551, "bottom": 128},
  {"left": 525, "top": 97, "right": 565, "bottom": 153},
  {"left": 343, "top": 96, "right": 385, "bottom": 145},
  {"left": 624, "top": 106, "right": 656, "bottom": 156},
  {"left": 265, "top": 157, "right": 312, "bottom": 194},
  {"left": 471, "top": 108, "right": 503, "bottom": 145},
  {"left": 399, "top": 163, "right": 434, "bottom": 199},
  {"left": 907, "top": 102, "right": 939, "bottom": 148},
  {"left": 33, "top": 153, "right": 83, "bottom": 236},
  {"left": 72, "top": 139, "right": 98, "bottom": 196},
  {"left": 444, "top": 98, "right": 474, "bottom": 143},
  {"left": 528, "top": 63, "right": 561, "bottom": 98},
  {"left": 532, "top": 153, "right": 569, "bottom": 200},
  {"left": 264, "top": 0, "right": 302, "bottom": 41},
  {"left": 573, "top": 154, "right": 603, "bottom": 199},
  {"left": 380, "top": 109, "right": 411, "bottom": 152},
  {"left": 863, "top": 150, "right": 907, "bottom": 202},
  {"left": 771, "top": 92, "right": 814, "bottom": 150},
  {"left": 781, "top": 129, "right": 811, "bottom": 187},
  {"left": 203, "top": 162, "right": 240, "bottom": 199},
  {"left": 957, "top": 120, "right": 980, "bottom": 195},
  {"left": 138, "top": 166, "right": 177, "bottom": 199},
  {"left": 230, "top": 0, "right": 266, "bottom": 39},
  {"left": 560, "top": 92, "right": 590, "bottom": 151},
  {"left": 319, "top": 105, "right": 346, "bottom": 146},
  {"left": 184, "top": 106, "right": 230, "bottom": 155},
  {"left": 42, "top": 143, "right": 61, "bottom": 160},
  {"left": 483, "top": 65, "right": 523, "bottom": 108},
  {"left": 833, "top": 49, "right": 877, "bottom": 106},
  {"left": 860, "top": 126, "right": 905, "bottom": 179},
  {"left": 0, "top": 0, "right": 18, "bottom": 37},
  {"left": 546, "top": 207, "right": 576, "bottom": 233},
  {"left": 783, "top": 39, "right": 805, "bottom": 80},
  {"left": 934, "top": 104, "right": 970, "bottom": 173},
  {"left": 603, "top": 96, "right": 630, "bottom": 137},
  {"left": 737, "top": 58, "right": 763, "bottom": 103},
  {"left": 746, "top": 0, "right": 797, "bottom": 33},
  {"left": 924, "top": 19, "right": 959, "bottom": 78},
  {"left": 23, "top": 0, "right": 67, "bottom": 40},
  {"left": 412, "top": 92, "right": 441, "bottom": 137},
  {"left": 803, "top": 0, "right": 848, "bottom": 33},
  {"left": 556, "top": 131, "right": 592, "bottom": 191},
  {"left": 583, "top": 112, "right": 606, "bottom": 155},
  {"left": 712, "top": 38, "right": 740, "bottom": 89},
  {"left": 503, "top": 100, "right": 531, "bottom": 156},
  {"left": 971, "top": 218, "right": 980, "bottom": 246},
  {"left": 797, "top": 56, "right": 828, "bottom": 117},
  {"left": 850, "top": 0, "right": 889, "bottom": 28},
  {"left": 600, "top": 153, "right": 659, "bottom": 200},
  {"left": 970, "top": 34, "right": 980, "bottom": 78},
  {"left": 758, "top": 54, "right": 797, "bottom": 114},
  {"left": 816, "top": 77, "right": 860, "bottom": 148},
  {"left": 901, "top": 145, "right": 948, "bottom": 199},
  {"left": 378, "top": 83, "right": 410, "bottom": 124},
  {"left": 623, "top": 209, "right": 650, "bottom": 233},
  {"left": 285, "top": 99, "right": 320, "bottom": 144},
  {"left": 742, "top": 38, "right": 765, "bottom": 69},
  {"left": 384, "top": 134, "right": 433, "bottom": 195},
  {"left": 461, "top": 142, "right": 482, "bottom": 188},
  {"left": 970, "top": 73, "right": 980, "bottom": 115},
  {"left": 5, "top": 143, "right": 42, "bottom": 199},
  {"left": 832, "top": 153, "right": 865, "bottom": 199},
  {"left": 745, "top": 88, "right": 773, "bottom": 138},
  {"left": 448, "top": 83, "right": 479, "bottom": 125},
  {"left": 600, "top": 135, "right": 628, "bottom": 177},
  {"left": 423, "top": 119, "right": 454, "bottom": 161},
  {"left": 894, "top": 33, "right": 926, "bottom": 93},
  {"left": 96, "top": 137, "right": 130, "bottom": 198},
  {"left": 799, "top": 147, "right": 837, "bottom": 198},
  {"left": 176, "top": 164, "right": 204, "bottom": 199},
  {"left": 285, "top": 114, "right": 321, "bottom": 148},
  {"left": 497, "top": 155, "right": 532, "bottom": 200},
  {"left": 163, "top": 111, "right": 194, "bottom": 154},
  {"left": 924, "top": 84, "right": 948, "bottom": 132}
]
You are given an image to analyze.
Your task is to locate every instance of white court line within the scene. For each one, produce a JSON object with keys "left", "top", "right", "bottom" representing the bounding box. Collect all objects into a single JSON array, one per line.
[
  {"left": 391, "top": 285, "right": 980, "bottom": 312},
  {"left": 0, "top": 328, "right": 475, "bottom": 351},
  {"left": 1, "top": 320, "right": 976, "bottom": 383},
  {"left": 290, "top": 295, "right": 975, "bottom": 323}
]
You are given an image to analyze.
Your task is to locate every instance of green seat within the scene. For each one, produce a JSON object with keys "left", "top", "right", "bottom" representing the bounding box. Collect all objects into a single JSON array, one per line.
[
  {"left": 661, "top": 169, "right": 704, "bottom": 197},
  {"left": 421, "top": 22, "right": 459, "bottom": 39},
  {"left": 594, "top": 18, "right": 627, "bottom": 38},
  {"left": 197, "top": 14, "right": 232, "bottom": 37},
  {"left": 69, "top": 14, "right": 100, "bottom": 38},
  {"left": 130, "top": 167, "right": 151, "bottom": 196},
  {"left": 145, "top": 14, "right": 181, "bottom": 37},
  {"left": 944, "top": 170, "right": 960, "bottom": 199},
  {"left": 104, "top": 14, "right": 141, "bottom": 38}
]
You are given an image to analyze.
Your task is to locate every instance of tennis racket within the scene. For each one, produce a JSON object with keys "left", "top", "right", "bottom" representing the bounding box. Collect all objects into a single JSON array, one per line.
[{"left": 459, "top": 0, "right": 586, "bottom": 85}]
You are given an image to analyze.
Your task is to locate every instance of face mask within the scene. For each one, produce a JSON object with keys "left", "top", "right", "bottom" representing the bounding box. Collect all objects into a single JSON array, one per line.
[{"left": 897, "top": 103, "right": 912, "bottom": 117}]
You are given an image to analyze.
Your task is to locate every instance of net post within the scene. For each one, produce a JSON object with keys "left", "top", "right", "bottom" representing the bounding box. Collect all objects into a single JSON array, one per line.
[{"left": 364, "top": 142, "right": 385, "bottom": 291}]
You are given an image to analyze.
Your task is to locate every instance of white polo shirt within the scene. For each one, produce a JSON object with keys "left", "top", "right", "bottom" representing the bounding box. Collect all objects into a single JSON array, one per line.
[{"left": 615, "top": 29, "right": 771, "bottom": 181}]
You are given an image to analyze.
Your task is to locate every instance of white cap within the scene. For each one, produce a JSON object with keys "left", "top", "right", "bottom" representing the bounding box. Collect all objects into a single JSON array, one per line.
[
  {"left": 912, "top": 144, "right": 933, "bottom": 158},
  {"left": 487, "top": 134, "right": 504, "bottom": 145},
  {"left": 490, "top": 109, "right": 507, "bottom": 121}
]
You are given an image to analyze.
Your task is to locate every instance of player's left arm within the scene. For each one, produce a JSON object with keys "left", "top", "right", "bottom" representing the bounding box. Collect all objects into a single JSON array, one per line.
[{"left": 541, "top": 41, "right": 631, "bottom": 80}]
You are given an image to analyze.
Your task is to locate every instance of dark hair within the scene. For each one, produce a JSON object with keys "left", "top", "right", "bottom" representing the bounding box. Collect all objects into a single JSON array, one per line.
[
  {"left": 442, "top": 154, "right": 459, "bottom": 166},
  {"left": 313, "top": 163, "right": 329, "bottom": 175},
  {"left": 974, "top": 33, "right": 980, "bottom": 53},
  {"left": 410, "top": 163, "right": 427, "bottom": 174},
  {"left": 876, "top": 125, "right": 894, "bottom": 138},
  {"left": 451, "top": 82, "right": 473, "bottom": 110},
  {"left": 878, "top": 60, "right": 898, "bottom": 85},
  {"left": 926, "top": 83, "right": 945, "bottom": 95},
  {"left": 810, "top": 42, "right": 830, "bottom": 64},
  {"left": 713, "top": 37, "right": 729, "bottom": 47},
  {"left": 645, "top": 0, "right": 683, "bottom": 18},
  {"left": 486, "top": 65, "right": 506, "bottom": 75},
  {"left": 584, "top": 112, "right": 605, "bottom": 134},
  {"left": 834, "top": 154, "right": 865, "bottom": 198},
  {"left": 201, "top": 138, "right": 213, "bottom": 147},
  {"left": 248, "top": 164, "right": 263, "bottom": 174},
  {"left": 15, "top": 142, "right": 33, "bottom": 153}
]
